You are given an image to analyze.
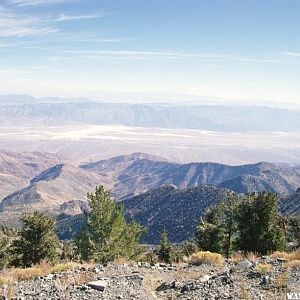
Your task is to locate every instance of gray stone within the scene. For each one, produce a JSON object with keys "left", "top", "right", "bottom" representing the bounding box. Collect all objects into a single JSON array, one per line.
[
  {"left": 246, "top": 271, "right": 261, "bottom": 279},
  {"left": 156, "top": 281, "right": 176, "bottom": 291},
  {"left": 87, "top": 280, "right": 108, "bottom": 291},
  {"left": 181, "top": 284, "right": 191, "bottom": 293},
  {"left": 237, "top": 260, "right": 253, "bottom": 270},
  {"left": 260, "top": 275, "right": 271, "bottom": 285}
]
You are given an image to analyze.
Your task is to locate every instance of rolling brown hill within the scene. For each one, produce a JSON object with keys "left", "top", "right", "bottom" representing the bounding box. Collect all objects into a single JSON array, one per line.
[
  {"left": 0, "top": 163, "right": 110, "bottom": 220},
  {"left": 0, "top": 150, "right": 62, "bottom": 199}
]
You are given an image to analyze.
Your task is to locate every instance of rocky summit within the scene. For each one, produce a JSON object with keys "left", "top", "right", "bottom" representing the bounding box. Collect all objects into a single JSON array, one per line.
[{"left": 4, "top": 255, "right": 300, "bottom": 300}]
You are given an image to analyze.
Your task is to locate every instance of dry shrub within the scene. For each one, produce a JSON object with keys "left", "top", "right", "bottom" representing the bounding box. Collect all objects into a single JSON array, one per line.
[
  {"left": 50, "top": 262, "right": 78, "bottom": 273},
  {"left": 240, "top": 286, "right": 250, "bottom": 300},
  {"left": 271, "top": 250, "right": 300, "bottom": 261},
  {"left": 189, "top": 251, "right": 223, "bottom": 266},
  {"left": 254, "top": 263, "right": 272, "bottom": 274},
  {"left": 0, "top": 268, "right": 44, "bottom": 285},
  {"left": 73, "top": 271, "right": 93, "bottom": 285},
  {"left": 1, "top": 285, "right": 15, "bottom": 300},
  {"left": 245, "top": 252, "right": 258, "bottom": 263},
  {"left": 0, "top": 275, "right": 14, "bottom": 286},
  {"left": 275, "top": 271, "right": 289, "bottom": 289},
  {"left": 230, "top": 252, "right": 243, "bottom": 263},
  {"left": 10, "top": 266, "right": 46, "bottom": 281},
  {"left": 113, "top": 257, "right": 135, "bottom": 266},
  {"left": 0, "top": 261, "right": 83, "bottom": 285},
  {"left": 284, "top": 260, "right": 300, "bottom": 270}
]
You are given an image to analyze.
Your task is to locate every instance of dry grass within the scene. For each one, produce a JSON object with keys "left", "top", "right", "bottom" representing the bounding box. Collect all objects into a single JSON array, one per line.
[
  {"left": 230, "top": 252, "right": 258, "bottom": 264},
  {"left": 0, "top": 261, "right": 83, "bottom": 286},
  {"left": 0, "top": 285, "right": 15, "bottom": 300},
  {"left": 0, "top": 275, "right": 14, "bottom": 285},
  {"left": 189, "top": 251, "right": 223, "bottom": 266},
  {"left": 230, "top": 252, "right": 243, "bottom": 263},
  {"left": 271, "top": 250, "right": 300, "bottom": 261},
  {"left": 113, "top": 257, "right": 136, "bottom": 267},
  {"left": 271, "top": 250, "right": 300, "bottom": 271},
  {"left": 254, "top": 263, "right": 272, "bottom": 274},
  {"left": 240, "top": 286, "right": 250, "bottom": 300},
  {"left": 275, "top": 271, "right": 289, "bottom": 289},
  {"left": 284, "top": 260, "right": 300, "bottom": 269},
  {"left": 50, "top": 262, "right": 79, "bottom": 273},
  {"left": 73, "top": 271, "right": 93, "bottom": 285},
  {"left": 245, "top": 252, "right": 259, "bottom": 263},
  {"left": 9, "top": 267, "right": 46, "bottom": 281}
]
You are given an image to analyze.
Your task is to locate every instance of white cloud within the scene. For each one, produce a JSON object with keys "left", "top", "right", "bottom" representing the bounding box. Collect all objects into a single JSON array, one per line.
[
  {"left": 0, "top": 7, "right": 58, "bottom": 37},
  {"left": 63, "top": 50, "right": 289, "bottom": 64},
  {"left": 64, "top": 50, "right": 225, "bottom": 59},
  {"left": 7, "top": 0, "right": 73, "bottom": 7},
  {"left": 0, "top": 27, "right": 58, "bottom": 37},
  {"left": 74, "top": 38, "right": 131, "bottom": 43},
  {"left": 56, "top": 13, "right": 105, "bottom": 22},
  {"left": 284, "top": 52, "right": 300, "bottom": 57}
]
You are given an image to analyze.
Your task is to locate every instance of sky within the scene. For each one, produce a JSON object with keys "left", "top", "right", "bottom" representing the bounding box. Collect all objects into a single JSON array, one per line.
[{"left": 0, "top": 0, "right": 299, "bottom": 106}]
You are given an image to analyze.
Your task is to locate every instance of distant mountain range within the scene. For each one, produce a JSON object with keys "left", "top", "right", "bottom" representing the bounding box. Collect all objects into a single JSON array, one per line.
[
  {"left": 0, "top": 150, "right": 299, "bottom": 232},
  {"left": 0, "top": 95, "right": 300, "bottom": 132},
  {"left": 81, "top": 154, "right": 300, "bottom": 199}
]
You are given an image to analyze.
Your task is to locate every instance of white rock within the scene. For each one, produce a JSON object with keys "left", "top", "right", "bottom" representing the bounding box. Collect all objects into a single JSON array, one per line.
[{"left": 199, "top": 274, "right": 211, "bottom": 282}]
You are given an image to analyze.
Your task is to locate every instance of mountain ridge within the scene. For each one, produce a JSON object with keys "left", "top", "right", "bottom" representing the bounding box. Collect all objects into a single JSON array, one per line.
[
  {"left": 1, "top": 152, "right": 300, "bottom": 230},
  {"left": 81, "top": 155, "right": 300, "bottom": 199},
  {"left": 1, "top": 97, "right": 300, "bottom": 132}
]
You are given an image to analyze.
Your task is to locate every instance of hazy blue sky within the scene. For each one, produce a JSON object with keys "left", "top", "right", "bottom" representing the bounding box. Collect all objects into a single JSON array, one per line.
[{"left": 0, "top": 0, "right": 299, "bottom": 105}]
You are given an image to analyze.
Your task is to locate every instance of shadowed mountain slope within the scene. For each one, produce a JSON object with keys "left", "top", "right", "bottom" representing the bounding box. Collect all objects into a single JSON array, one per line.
[
  {"left": 123, "top": 185, "right": 232, "bottom": 244},
  {"left": 218, "top": 168, "right": 300, "bottom": 195},
  {"left": 280, "top": 188, "right": 300, "bottom": 215},
  {"left": 56, "top": 185, "right": 231, "bottom": 243}
]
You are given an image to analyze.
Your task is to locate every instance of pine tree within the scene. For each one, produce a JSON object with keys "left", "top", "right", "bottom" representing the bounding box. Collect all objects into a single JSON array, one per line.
[
  {"left": 288, "top": 214, "right": 300, "bottom": 245},
  {"left": 196, "top": 206, "right": 224, "bottom": 253},
  {"left": 61, "top": 240, "right": 75, "bottom": 261},
  {"left": 236, "top": 192, "right": 287, "bottom": 254},
  {"left": 11, "top": 212, "right": 59, "bottom": 267},
  {"left": 158, "top": 227, "right": 173, "bottom": 263},
  {"left": 0, "top": 229, "right": 10, "bottom": 268},
  {"left": 220, "top": 194, "right": 239, "bottom": 258},
  {"left": 74, "top": 186, "right": 145, "bottom": 263}
]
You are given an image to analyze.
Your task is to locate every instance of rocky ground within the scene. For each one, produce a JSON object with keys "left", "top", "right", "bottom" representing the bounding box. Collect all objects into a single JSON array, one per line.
[{"left": 2, "top": 255, "right": 300, "bottom": 300}]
